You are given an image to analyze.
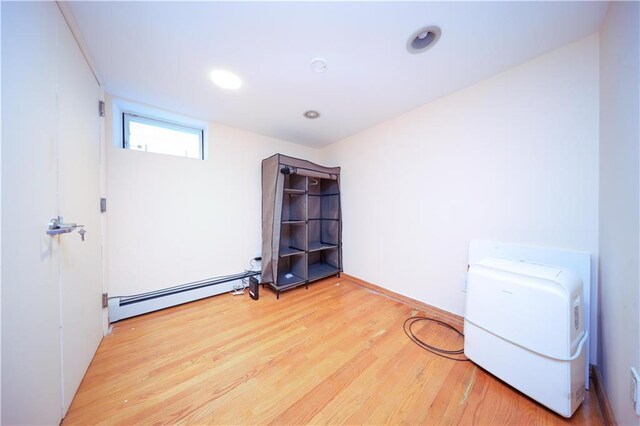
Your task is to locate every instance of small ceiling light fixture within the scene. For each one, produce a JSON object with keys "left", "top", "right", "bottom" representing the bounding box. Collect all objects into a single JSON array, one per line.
[
  {"left": 310, "top": 58, "right": 327, "bottom": 73},
  {"left": 210, "top": 69, "right": 242, "bottom": 90},
  {"left": 303, "top": 110, "right": 321, "bottom": 119},
  {"left": 407, "top": 25, "right": 442, "bottom": 54}
]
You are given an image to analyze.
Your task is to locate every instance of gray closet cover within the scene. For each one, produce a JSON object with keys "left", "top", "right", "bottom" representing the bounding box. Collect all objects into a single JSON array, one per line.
[{"left": 261, "top": 153, "right": 341, "bottom": 284}]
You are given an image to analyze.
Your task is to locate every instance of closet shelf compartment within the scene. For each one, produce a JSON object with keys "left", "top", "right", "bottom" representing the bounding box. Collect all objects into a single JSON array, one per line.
[
  {"left": 279, "top": 246, "right": 305, "bottom": 257},
  {"left": 275, "top": 273, "right": 306, "bottom": 288},
  {"left": 308, "top": 262, "right": 340, "bottom": 281},
  {"left": 308, "top": 242, "right": 338, "bottom": 252}
]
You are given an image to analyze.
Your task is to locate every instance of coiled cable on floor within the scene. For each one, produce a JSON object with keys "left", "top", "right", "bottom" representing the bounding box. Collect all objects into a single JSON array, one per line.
[{"left": 403, "top": 316, "right": 470, "bottom": 362}]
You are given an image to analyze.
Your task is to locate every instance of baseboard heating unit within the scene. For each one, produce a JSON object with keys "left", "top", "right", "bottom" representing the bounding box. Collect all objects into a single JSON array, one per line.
[
  {"left": 464, "top": 257, "right": 588, "bottom": 418},
  {"left": 108, "top": 271, "right": 260, "bottom": 322}
]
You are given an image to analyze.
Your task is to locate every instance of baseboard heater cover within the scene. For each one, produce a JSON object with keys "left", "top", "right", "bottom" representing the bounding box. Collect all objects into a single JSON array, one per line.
[{"left": 108, "top": 272, "right": 260, "bottom": 322}]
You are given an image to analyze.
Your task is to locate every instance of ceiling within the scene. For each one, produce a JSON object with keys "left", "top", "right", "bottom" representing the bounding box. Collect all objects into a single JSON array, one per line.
[{"left": 69, "top": 1, "right": 608, "bottom": 148}]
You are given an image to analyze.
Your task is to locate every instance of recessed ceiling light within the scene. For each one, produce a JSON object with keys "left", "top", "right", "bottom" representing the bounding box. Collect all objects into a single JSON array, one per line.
[
  {"left": 407, "top": 26, "right": 441, "bottom": 54},
  {"left": 210, "top": 69, "right": 242, "bottom": 90},
  {"left": 303, "top": 110, "right": 320, "bottom": 119},
  {"left": 310, "top": 58, "right": 327, "bottom": 73}
]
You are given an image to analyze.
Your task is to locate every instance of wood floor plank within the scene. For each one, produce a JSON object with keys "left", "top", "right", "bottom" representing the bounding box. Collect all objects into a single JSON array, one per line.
[
  {"left": 359, "top": 321, "right": 461, "bottom": 425},
  {"left": 63, "top": 276, "right": 604, "bottom": 425}
]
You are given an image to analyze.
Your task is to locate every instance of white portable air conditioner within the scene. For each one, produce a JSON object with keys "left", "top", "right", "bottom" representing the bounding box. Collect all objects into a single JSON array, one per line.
[{"left": 464, "top": 258, "right": 588, "bottom": 418}]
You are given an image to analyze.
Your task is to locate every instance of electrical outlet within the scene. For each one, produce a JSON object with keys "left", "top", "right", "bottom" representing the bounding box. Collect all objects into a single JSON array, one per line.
[
  {"left": 631, "top": 367, "right": 640, "bottom": 416},
  {"left": 460, "top": 273, "right": 468, "bottom": 293}
]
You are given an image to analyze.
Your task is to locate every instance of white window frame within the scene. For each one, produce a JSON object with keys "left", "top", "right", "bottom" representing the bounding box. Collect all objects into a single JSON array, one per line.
[
  {"left": 112, "top": 98, "right": 208, "bottom": 160},
  {"left": 122, "top": 113, "right": 205, "bottom": 160}
]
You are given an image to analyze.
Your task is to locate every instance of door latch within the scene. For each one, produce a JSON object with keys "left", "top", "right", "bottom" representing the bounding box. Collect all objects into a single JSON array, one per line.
[{"left": 46, "top": 216, "right": 86, "bottom": 241}]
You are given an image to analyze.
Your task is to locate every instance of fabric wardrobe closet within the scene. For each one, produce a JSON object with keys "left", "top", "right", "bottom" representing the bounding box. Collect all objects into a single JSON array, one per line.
[{"left": 261, "top": 154, "right": 343, "bottom": 298}]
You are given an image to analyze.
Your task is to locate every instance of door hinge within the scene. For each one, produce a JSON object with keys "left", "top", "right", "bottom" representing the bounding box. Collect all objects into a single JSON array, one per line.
[
  {"left": 98, "top": 100, "right": 105, "bottom": 117},
  {"left": 102, "top": 293, "right": 108, "bottom": 309},
  {"left": 100, "top": 197, "right": 107, "bottom": 213}
]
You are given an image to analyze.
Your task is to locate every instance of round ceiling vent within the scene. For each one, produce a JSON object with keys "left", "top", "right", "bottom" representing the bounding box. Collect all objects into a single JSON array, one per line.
[
  {"left": 303, "top": 110, "right": 321, "bottom": 119},
  {"left": 407, "top": 26, "right": 441, "bottom": 54}
]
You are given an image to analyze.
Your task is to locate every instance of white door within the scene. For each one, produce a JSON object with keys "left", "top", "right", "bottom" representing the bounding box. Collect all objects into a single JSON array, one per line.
[
  {"left": 56, "top": 6, "right": 103, "bottom": 416},
  {"left": 1, "top": 2, "right": 103, "bottom": 423}
]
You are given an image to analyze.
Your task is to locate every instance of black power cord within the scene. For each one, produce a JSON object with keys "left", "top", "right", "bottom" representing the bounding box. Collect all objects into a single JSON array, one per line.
[{"left": 403, "top": 316, "right": 470, "bottom": 362}]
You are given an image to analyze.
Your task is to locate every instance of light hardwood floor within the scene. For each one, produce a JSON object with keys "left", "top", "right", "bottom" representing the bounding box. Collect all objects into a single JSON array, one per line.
[{"left": 64, "top": 276, "right": 604, "bottom": 425}]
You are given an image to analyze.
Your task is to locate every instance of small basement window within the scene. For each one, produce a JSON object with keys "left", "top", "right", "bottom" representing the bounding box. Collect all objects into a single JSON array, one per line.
[{"left": 123, "top": 113, "right": 204, "bottom": 159}]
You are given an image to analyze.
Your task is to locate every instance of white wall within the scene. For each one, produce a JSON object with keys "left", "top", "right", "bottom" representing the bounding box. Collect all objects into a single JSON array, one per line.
[
  {"left": 322, "top": 35, "right": 599, "bottom": 332},
  {"left": 598, "top": 2, "right": 640, "bottom": 425},
  {"left": 105, "top": 98, "right": 321, "bottom": 297},
  {"left": 2, "top": 3, "right": 64, "bottom": 422},
  {"left": 0, "top": 3, "right": 3, "bottom": 421}
]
